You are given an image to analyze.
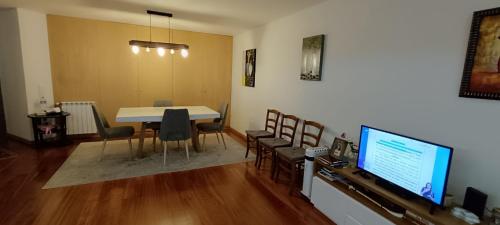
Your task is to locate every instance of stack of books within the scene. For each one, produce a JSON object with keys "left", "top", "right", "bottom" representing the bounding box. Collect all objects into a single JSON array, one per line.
[
  {"left": 318, "top": 167, "right": 336, "bottom": 181},
  {"left": 317, "top": 156, "right": 331, "bottom": 165},
  {"left": 318, "top": 167, "right": 348, "bottom": 184},
  {"left": 318, "top": 156, "right": 349, "bottom": 168}
]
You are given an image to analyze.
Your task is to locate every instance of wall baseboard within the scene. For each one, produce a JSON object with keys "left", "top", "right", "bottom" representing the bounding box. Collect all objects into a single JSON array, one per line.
[
  {"left": 226, "top": 127, "right": 246, "bottom": 144},
  {"left": 8, "top": 128, "right": 247, "bottom": 147},
  {"left": 7, "top": 133, "right": 33, "bottom": 145}
]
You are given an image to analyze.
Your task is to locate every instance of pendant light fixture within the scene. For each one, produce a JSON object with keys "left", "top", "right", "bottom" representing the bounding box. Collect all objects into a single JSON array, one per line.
[{"left": 129, "top": 10, "right": 189, "bottom": 57}]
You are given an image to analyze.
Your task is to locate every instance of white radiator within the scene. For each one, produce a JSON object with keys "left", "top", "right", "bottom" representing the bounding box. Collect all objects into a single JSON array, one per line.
[{"left": 61, "top": 101, "right": 97, "bottom": 135}]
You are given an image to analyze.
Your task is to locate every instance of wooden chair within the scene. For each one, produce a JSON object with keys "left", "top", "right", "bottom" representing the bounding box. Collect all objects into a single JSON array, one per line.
[
  {"left": 257, "top": 114, "right": 300, "bottom": 177},
  {"left": 274, "top": 120, "right": 324, "bottom": 195},
  {"left": 245, "top": 109, "right": 280, "bottom": 164}
]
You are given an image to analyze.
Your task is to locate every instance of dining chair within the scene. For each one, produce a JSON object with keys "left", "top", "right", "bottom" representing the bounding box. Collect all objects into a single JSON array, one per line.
[
  {"left": 257, "top": 114, "right": 300, "bottom": 177},
  {"left": 245, "top": 109, "right": 280, "bottom": 163},
  {"left": 159, "top": 109, "right": 191, "bottom": 165},
  {"left": 91, "top": 104, "right": 135, "bottom": 161},
  {"left": 275, "top": 120, "right": 324, "bottom": 195},
  {"left": 146, "top": 100, "right": 173, "bottom": 152},
  {"left": 196, "top": 103, "right": 229, "bottom": 151}
]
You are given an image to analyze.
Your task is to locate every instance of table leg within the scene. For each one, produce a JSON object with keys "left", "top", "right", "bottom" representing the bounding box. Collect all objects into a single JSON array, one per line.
[
  {"left": 137, "top": 122, "right": 146, "bottom": 158},
  {"left": 190, "top": 120, "right": 201, "bottom": 152},
  {"left": 31, "top": 118, "right": 40, "bottom": 148}
]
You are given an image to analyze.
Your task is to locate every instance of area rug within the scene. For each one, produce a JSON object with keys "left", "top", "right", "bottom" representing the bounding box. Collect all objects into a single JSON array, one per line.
[{"left": 43, "top": 135, "right": 254, "bottom": 189}]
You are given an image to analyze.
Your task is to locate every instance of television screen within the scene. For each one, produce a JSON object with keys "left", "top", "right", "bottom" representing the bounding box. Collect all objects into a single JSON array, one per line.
[{"left": 357, "top": 125, "right": 453, "bottom": 206}]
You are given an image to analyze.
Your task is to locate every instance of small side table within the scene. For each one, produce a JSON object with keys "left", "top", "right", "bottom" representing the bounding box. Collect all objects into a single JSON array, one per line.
[{"left": 28, "top": 112, "right": 70, "bottom": 148}]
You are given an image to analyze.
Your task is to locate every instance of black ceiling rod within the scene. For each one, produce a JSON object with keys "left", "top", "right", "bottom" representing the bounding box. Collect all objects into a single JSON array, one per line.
[{"left": 146, "top": 10, "right": 173, "bottom": 18}]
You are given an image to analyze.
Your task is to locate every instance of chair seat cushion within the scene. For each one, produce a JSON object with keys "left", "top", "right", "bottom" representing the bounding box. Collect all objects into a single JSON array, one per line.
[
  {"left": 259, "top": 138, "right": 291, "bottom": 149},
  {"left": 246, "top": 130, "right": 274, "bottom": 139},
  {"left": 276, "top": 147, "right": 305, "bottom": 161},
  {"left": 105, "top": 126, "right": 135, "bottom": 139},
  {"left": 196, "top": 122, "right": 220, "bottom": 132},
  {"left": 162, "top": 134, "right": 190, "bottom": 141}
]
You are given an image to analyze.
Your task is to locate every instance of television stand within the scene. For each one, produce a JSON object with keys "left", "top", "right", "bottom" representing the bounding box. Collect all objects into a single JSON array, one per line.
[
  {"left": 355, "top": 185, "right": 406, "bottom": 215},
  {"left": 312, "top": 155, "right": 487, "bottom": 225},
  {"left": 374, "top": 178, "right": 416, "bottom": 200},
  {"left": 374, "top": 178, "right": 441, "bottom": 215},
  {"left": 352, "top": 169, "right": 371, "bottom": 179},
  {"left": 428, "top": 204, "right": 446, "bottom": 215},
  {"left": 352, "top": 170, "right": 440, "bottom": 215}
]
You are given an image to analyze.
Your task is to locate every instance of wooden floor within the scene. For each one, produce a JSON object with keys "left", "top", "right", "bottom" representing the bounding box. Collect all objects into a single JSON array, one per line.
[{"left": 0, "top": 133, "right": 335, "bottom": 225}]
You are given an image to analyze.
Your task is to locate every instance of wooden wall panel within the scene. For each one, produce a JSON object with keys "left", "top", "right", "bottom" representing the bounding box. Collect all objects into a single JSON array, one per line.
[{"left": 47, "top": 15, "right": 232, "bottom": 128}]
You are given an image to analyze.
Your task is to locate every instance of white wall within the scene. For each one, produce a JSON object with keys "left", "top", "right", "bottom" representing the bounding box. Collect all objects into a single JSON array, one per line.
[
  {"left": 231, "top": 0, "right": 500, "bottom": 208},
  {"left": 17, "top": 8, "right": 54, "bottom": 114},
  {"left": 0, "top": 8, "right": 32, "bottom": 140},
  {"left": 0, "top": 8, "right": 54, "bottom": 141}
]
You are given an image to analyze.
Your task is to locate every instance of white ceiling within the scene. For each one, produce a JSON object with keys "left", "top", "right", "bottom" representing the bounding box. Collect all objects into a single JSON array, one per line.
[{"left": 0, "top": 0, "right": 326, "bottom": 35}]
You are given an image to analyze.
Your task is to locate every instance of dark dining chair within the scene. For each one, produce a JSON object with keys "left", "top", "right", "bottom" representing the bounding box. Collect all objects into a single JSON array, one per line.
[
  {"left": 257, "top": 114, "right": 300, "bottom": 177},
  {"left": 245, "top": 109, "right": 280, "bottom": 163},
  {"left": 159, "top": 109, "right": 191, "bottom": 165},
  {"left": 146, "top": 100, "right": 173, "bottom": 152},
  {"left": 91, "top": 104, "right": 135, "bottom": 161},
  {"left": 275, "top": 120, "right": 324, "bottom": 195},
  {"left": 196, "top": 103, "right": 229, "bottom": 151}
]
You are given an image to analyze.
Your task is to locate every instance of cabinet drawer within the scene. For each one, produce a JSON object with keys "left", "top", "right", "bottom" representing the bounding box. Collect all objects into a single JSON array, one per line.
[
  {"left": 311, "top": 176, "right": 394, "bottom": 225},
  {"left": 311, "top": 176, "right": 349, "bottom": 223}
]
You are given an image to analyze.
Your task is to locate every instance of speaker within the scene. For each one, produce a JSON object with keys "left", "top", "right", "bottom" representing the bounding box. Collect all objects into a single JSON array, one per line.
[{"left": 463, "top": 187, "right": 488, "bottom": 219}]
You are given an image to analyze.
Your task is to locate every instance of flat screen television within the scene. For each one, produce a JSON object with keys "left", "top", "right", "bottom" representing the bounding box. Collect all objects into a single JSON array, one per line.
[{"left": 357, "top": 125, "right": 453, "bottom": 207}]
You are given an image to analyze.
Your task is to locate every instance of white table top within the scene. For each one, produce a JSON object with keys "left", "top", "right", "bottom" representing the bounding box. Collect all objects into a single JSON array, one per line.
[{"left": 115, "top": 106, "right": 220, "bottom": 122}]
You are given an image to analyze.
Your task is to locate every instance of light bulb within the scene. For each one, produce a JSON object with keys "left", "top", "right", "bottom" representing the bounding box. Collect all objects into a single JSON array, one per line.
[
  {"left": 146, "top": 47, "right": 150, "bottom": 52},
  {"left": 131, "top": 45, "right": 140, "bottom": 54},
  {"left": 170, "top": 49, "right": 175, "bottom": 55},
  {"left": 181, "top": 49, "right": 189, "bottom": 58},
  {"left": 157, "top": 47, "right": 165, "bottom": 57}
]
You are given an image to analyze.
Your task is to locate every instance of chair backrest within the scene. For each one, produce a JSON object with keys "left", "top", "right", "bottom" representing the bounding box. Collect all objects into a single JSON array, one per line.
[
  {"left": 214, "top": 103, "right": 229, "bottom": 131},
  {"left": 278, "top": 114, "right": 300, "bottom": 143},
  {"left": 91, "top": 104, "right": 108, "bottom": 138},
  {"left": 159, "top": 109, "right": 191, "bottom": 141},
  {"left": 153, "top": 100, "right": 173, "bottom": 107},
  {"left": 265, "top": 109, "right": 280, "bottom": 136},
  {"left": 299, "top": 120, "right": 324, "bottom": 149}
]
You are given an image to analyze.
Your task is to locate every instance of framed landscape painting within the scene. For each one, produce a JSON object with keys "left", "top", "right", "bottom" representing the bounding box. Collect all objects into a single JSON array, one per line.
[
  {"left": 244, "top": 49, "right": 256, "bottom": 87},
  {"left": 300, "top": 35, "right": 325, "bottom": 81},
  {"left": 460, "top": 7, "right": 500, "bottom": 100}
]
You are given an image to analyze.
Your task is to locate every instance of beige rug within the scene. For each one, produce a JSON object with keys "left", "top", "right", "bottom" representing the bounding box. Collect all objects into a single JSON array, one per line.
[{"left": 43, "top": 135, "right": 254, "bottom": 189}]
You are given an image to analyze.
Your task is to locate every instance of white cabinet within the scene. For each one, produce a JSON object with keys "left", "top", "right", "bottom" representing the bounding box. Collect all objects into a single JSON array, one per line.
[
  {"left": 311, "top": 176, "right": 349, "bottom": 222},
  {"left": 311, "top": 177, "right": 395, "bottom": 225},
  {"left": 344, "top": 215, "right": 363, "bottom": 225}
]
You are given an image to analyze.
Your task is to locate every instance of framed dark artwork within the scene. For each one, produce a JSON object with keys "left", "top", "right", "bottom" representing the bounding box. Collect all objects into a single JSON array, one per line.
[
  {"left": 329, "top": 137, "right": 348, "bottom": 160},
  {"left": 460, "top": 7, "right": 500, "bottom": 100},
  {"left": 300, "top": 34, "right": 325, "bottom": 81},
  {"left": 244, "top": 49, "right": 256, "bottom": 87}
]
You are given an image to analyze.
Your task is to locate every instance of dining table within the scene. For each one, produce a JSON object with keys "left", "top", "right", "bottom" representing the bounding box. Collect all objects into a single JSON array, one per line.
[{"left": 116, "top": 106, "right": 220, "bottom": 158}]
